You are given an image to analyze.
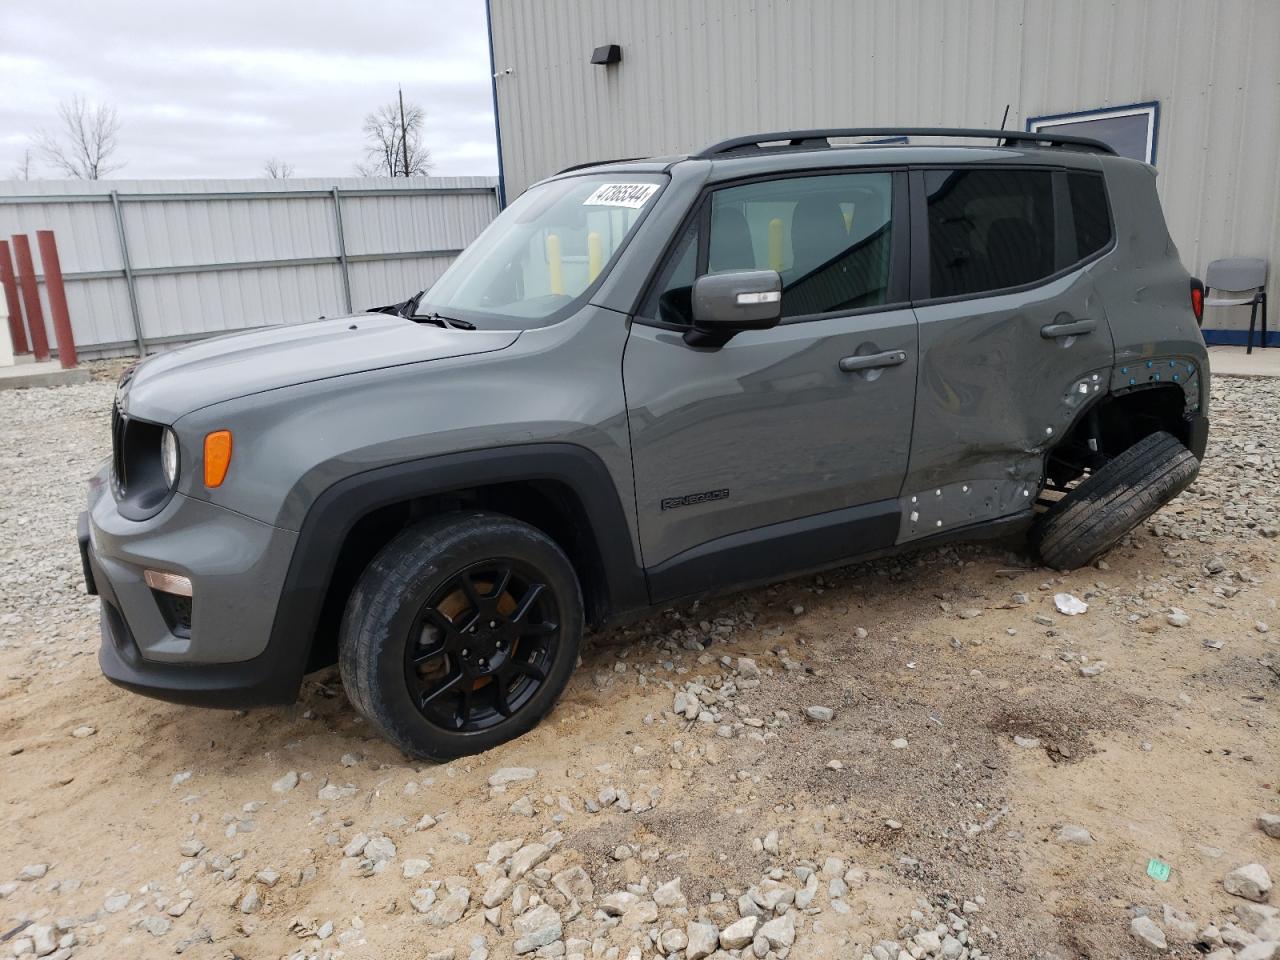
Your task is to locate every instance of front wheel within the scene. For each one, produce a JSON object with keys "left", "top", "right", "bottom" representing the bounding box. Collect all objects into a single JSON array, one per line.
[{"left": 339, "top": 511, "right": 583, "bottom": 761}]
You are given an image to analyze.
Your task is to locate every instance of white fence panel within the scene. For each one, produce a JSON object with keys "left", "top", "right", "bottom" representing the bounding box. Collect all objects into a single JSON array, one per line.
[{"left": 0, "top": 176, "right": 499, "bottom": 358}]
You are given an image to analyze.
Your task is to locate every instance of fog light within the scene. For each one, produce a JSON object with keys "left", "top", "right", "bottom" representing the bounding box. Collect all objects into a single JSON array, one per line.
[{"left": 144, "top": 569, "right": 193, "bottom": 597}]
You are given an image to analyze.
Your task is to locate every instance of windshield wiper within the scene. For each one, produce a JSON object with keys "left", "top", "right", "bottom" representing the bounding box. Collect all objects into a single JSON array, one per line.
[{"left": 416, "top": 311, "right": 475, "bottom": 330}]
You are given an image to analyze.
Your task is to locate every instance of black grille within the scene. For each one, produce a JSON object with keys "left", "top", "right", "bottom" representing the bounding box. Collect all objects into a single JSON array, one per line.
[{"left": 110, "top": 400, "right": 127, "bottom": 496}]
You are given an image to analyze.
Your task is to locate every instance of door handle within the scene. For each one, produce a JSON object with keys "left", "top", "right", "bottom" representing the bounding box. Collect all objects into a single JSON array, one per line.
[
  {"left": 838, "top": 350, "right": 908, "bottom": 373},
  {"left": 1040, "top": 318, "right": 1096, "bottom": 339}
]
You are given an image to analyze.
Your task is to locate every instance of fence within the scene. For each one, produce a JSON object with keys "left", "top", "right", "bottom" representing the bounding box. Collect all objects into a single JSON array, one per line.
[{"left": 0, "top": 176, "right": 500, "bottom": 359}]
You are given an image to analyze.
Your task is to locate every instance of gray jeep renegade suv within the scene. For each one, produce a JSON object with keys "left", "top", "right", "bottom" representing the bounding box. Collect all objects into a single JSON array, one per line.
[{"left": 78, "top": 128, "right": 1209, "bottom": 760}]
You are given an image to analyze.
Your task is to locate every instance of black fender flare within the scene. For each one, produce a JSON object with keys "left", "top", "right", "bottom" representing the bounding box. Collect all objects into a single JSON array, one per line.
[{"left": 264, "top": 443, "right": 649, "bottom": 700}]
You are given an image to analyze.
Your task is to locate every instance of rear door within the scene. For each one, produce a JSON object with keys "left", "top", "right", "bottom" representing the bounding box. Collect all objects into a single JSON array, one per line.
[
  {"left": 622, "top": 169, "right": 918, "bottom": 599},
  {"left": 901, "top": 165, "right": 1116, "bottom": 540}
]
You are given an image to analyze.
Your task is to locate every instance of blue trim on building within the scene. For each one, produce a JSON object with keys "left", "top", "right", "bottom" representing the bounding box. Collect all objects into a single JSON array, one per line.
[
  {"left": 484, "top": 0, "right": 507, "bottom": 208},
  {"left": 1027, "top": 100, "right": 1161, "bottom": 165},
  {"left": 1202, "top": 328, "right": 1279, "bottom": 347}
]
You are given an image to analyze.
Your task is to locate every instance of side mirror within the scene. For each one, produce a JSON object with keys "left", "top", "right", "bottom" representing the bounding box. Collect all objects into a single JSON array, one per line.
[{"left": 686, "top": 269, "right": 782, "bottom": 346}]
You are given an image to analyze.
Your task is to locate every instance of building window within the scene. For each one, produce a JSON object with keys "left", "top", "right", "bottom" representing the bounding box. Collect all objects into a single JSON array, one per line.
[{"left": 1027, "top": 101, "right": 1159, "bottom": 165}]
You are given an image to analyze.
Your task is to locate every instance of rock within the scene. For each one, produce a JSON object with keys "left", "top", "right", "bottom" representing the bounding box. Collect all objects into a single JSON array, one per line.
[
  {"left": 488, "top": 767, "right": 537, "bottom": 788},
  {"left": 363, "top": 836, "right": 397, "bottom": 863},
  {"left": 1259, "top": 814, "right": 1280, "bottom": 839},
  {"left": 1013, "top": 735, "right": 1041, "bottom": 749},
  {"left": 1054, "top": 593, "right": 1088, "bottom": 615},
  {"left": 1130, "top": 915, "right": 1168, "bottom": 952},
  {"left": 737, "top": 657, "right": 760, "bottom": 679},
  {"left": 1057, "top": 824, "right": 1094, "bottom": 846},
  {"left": 427, "top": 883, "right": 471, "bottom": 927},
  {"left": 103, "top": 891, "right": 130, "bottom": 912},
  {"left": 140, "top": 915, "right": 171, "bottom": 937},
  {"left": 509, "top": 796, "right": 535, "bottom": 817},
  {"left": 1236, "top": 944, "right": 1280, "bottom": 960},
  {"left": 758, "top": 913, "right": 796, "bottom": 949},
  {"left": 552, "top": 865, "right": 593, "bottom": 903},
  {"left": 272, "top": 771, "right": 299, "bottom": 793},
  {"left": 343, "top": 833, "right": 370, "bottom": 858},
  {"left": 18, "top": 864, "right": 48, "bottom": 881},
  {"left": 653, "top": 876, "right": 686, "bottom": 908},
  {"left": 167, "top": 899, "right": 191, "bottom": 917},
  {"left": 720, "top": 916, "right": 760, "bottom": 949},
  {"left": 513, "top": 903, "right": 562, "bottom": 953},
  {"left": 410, "top": 888, "right": 438, "bottom": 913},
  {"left": 30, "top": 926, "right": 56, "bottom": 955},
  {"left": 1236, "top": 904, "right": 1280, "bottom": 933},
  {"left": 509, "top": 842, "right": 550, "bottom": 878},
  {"left": 403, "top": 859, "right": 431, "bottom": 879},
  {"left": 179, "top": 839, "right": 204, "bottom": 857},
  {"left": 239, "top": 886, "right": 262, "bottom": 914},
  {"left": 686, "top": 921, "right": 719, "bottom": 960},
  {"left": 1079, "top": 663, "right": 1106, "bottom": 677},
  {"left": 805, "top": 705, "right": 834, "bottom": 722},
  {"left": 659, "top": 928, "right": 688, "bottom": 953},
  {"left": 890, "top": 738, "right": 909, "bottom": 750},
  {"left": 71, "top": 725, "right": 95, "bottom": 738},
  {"left": 1226, "top": 864, "right": 1273, "bottom": 902},
  {"left": 1166, "top": 608, "right": 1191, "bottom": 628},
  {"left": 482, "top": 877, "right": 513, "bottom": 908},
  {"left": 256, "top": 867, "right": 281, "bottom": 887},
  {"left": 958, "top": 607, "right": 983, "bottom": 619},
  {"left": 762, "top": 829, "right": 780, "bottom": 854},
  {"left": 1162, "top": 904, "right": 1198, "bottom": 941},
  {"left": 601, "top": 891, "right": 639, "bottom": 916}
]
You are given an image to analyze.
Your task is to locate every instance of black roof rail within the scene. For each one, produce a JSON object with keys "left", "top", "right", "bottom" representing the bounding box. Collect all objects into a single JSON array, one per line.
[
  {"left": 556, "top": 156, "right": 647, "bottom": 175},
  {"left": 694, "top": 127, "right": 1117, "bottom": 158}
]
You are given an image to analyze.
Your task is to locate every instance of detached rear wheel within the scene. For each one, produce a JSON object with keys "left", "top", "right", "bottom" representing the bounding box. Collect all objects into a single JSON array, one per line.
[
  {"left": 339, "top": 511, "right": 583, "bottom": 761},
  {"left": 1033, "top": 430, "right": 1200, "bottom": 570}
]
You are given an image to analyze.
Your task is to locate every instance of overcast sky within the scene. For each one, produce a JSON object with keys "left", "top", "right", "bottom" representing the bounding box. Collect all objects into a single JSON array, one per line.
[{"left": 0, "top": 1, "right": 499, "bottom": 181}]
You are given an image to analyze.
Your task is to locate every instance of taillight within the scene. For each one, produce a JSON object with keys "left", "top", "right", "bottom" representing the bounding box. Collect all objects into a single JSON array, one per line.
[{"left": 1189, "top": 278, "right": 1205, "bottom": 325}]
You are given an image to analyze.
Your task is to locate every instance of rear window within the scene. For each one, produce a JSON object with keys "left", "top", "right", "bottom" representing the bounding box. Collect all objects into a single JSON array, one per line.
[
  {"left": 1068, "top": 172, "right": 1112, "bottom": 260},
  {"left": 924, "top": 168, "right": 1056, "bottom": 299}
]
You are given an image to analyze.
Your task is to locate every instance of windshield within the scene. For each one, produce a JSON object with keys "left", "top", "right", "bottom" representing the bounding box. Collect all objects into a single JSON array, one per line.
[{"left": 416, "top": 173, "right": 665, "bottom": 327}]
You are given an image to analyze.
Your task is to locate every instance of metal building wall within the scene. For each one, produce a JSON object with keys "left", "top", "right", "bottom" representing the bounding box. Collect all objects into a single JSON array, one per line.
[
  {"left": 0, "top": 176, "right": 499, "bottom": 358},
  {"left": 489, "top": 0, "right": 1280, "bottom": 328}
]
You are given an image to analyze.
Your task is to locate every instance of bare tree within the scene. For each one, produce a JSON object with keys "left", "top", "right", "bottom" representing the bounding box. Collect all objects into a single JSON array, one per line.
[
  {"left": 356, "top": 89, "right": 432, "bottom": 177},
  {"left": 36, "top": 95, "right": 124, "bottom": 179},
  {"left": 264, "top": 158, "right": 295, "bottom": 179},
  {"left": 8, "top": 147, "right": 35, "bottom": 180}
]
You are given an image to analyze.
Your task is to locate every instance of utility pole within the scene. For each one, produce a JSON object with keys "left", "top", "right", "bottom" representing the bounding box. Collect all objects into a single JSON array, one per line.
[{"left": 398, "top": 86, "right": 411, "bottom": 177}]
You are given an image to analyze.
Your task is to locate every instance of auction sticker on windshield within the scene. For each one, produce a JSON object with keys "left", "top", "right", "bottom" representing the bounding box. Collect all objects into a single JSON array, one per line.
[{"left": 583, "top": 183, "right": 660, "bottom": 208}]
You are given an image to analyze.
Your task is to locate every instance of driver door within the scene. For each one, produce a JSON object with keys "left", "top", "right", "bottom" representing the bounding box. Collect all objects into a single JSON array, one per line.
[{"left": 622, "top": 170, "right": 919, "bottom": 601}]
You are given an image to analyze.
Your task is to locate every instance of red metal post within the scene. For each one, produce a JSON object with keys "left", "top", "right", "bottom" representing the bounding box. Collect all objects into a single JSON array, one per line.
[
  {"left": 35, "top": 231, "right": 78, "bottom": 369},
  {"left": 11, "top": 234, "right": 49, "bottom": 361},
  {"left": 0, "top": 239, "right": 28, "bottom": 355}
]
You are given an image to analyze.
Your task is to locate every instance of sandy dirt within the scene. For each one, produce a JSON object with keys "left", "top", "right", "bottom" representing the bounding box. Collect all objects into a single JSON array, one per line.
[{"left": 1, "top": 373, "right": 1277, "bottom": 960}]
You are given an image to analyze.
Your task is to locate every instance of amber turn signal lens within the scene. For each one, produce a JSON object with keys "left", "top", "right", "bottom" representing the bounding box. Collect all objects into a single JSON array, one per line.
[{"left": 203, "top": 430, "right": 233, "bottom": 488}]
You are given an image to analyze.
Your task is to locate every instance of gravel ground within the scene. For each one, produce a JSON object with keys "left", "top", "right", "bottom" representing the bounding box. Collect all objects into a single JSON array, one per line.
[{"left": 0, "top": 373, "right": 1277, "bottom": 960}]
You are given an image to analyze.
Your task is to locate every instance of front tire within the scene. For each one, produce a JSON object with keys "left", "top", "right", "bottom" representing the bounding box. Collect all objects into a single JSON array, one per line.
[
  {"left": 1033, "top": 430, "right": 1200, "bottom": 570},
  {"left": 339, "top": 511, "right": 583, "bottom": 761}
]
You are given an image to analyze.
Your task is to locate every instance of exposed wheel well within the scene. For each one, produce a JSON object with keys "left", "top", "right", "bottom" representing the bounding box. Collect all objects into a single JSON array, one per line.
[
  {"left": 1045, "top": 384, "right": 1192, "bottom": 489},
  {"left": 306, "top": 480, "right": 610, "bottom": 671}
]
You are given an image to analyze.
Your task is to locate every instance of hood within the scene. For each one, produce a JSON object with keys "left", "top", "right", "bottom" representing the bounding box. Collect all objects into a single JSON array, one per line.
[{"left": 121, "top": 314, "right": 521, "bottom": 423}]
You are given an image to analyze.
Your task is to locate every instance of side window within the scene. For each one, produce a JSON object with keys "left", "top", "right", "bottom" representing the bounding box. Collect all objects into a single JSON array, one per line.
[
  {"left": 1067, "top": 172, "right": 1112, "bottom": 261},
  {"left": 643, "top": 172, "right": 895, "bottom": 323},
  {"left": 925, "top": 168, "right": 1056, "bottom": 298}
]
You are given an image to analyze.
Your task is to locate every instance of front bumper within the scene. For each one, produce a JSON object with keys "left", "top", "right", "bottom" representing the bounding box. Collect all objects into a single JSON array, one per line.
[{"left": 80, "top": 466, "right": 306, "bottom": 708}]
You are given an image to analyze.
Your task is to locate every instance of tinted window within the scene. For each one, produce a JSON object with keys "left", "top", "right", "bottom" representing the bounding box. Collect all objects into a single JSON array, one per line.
[
  {"left": 1068, "top": 172, "right": 1112, "bottom": 260},
  {"left": 925, "top": 168, "right": 1055, "bottom": 298},
  {"left": 646, "top": 172, "right": 895, "bottom": 323}
]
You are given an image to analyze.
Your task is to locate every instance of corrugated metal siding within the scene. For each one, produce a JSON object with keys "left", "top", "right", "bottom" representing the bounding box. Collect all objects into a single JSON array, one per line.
[
  {"left": 0, "top": 176, "right": 499, "bottom": 357},
  {"left": 491, "top": 0, "right": 1280, "bottom": 328}
]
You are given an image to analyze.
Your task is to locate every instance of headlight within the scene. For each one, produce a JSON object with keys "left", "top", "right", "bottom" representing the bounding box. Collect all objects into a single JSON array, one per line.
[{"left": 161, "top": 428, "right": 179, "bottom": 488}]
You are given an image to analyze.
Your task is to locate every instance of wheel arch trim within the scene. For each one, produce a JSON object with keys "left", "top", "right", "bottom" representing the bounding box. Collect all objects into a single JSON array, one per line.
[{"left": 265, "top": 443, "right": 649, "bottom": 699}]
